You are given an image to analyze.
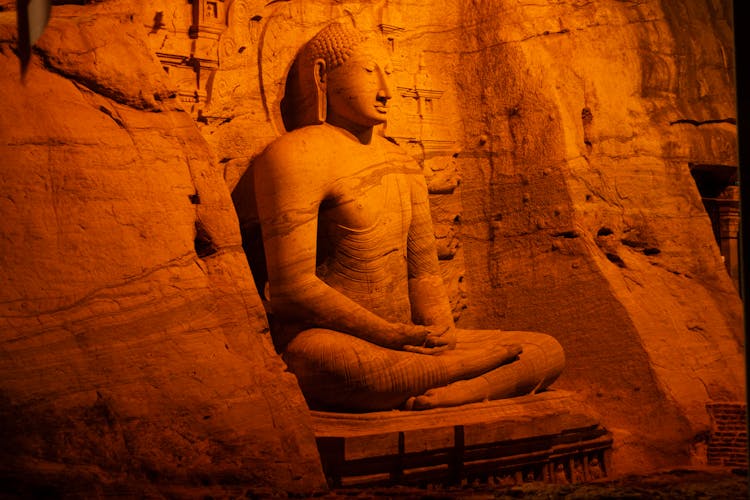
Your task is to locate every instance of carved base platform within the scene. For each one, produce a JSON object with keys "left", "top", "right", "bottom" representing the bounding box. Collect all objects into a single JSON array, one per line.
[{"left": 311, "top": 390, "right": 612, "bottom": 487}]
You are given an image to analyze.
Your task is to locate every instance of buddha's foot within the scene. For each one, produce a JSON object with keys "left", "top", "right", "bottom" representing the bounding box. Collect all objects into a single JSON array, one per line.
[
  {"left": 440, "top": 343, "right": 522, "bottom": 377},
  {"left": 404, "top": 343, "right": 523, "bottom": 410},
  {"left": 407, "top": 377, "right": 491, "bottom": 410}
]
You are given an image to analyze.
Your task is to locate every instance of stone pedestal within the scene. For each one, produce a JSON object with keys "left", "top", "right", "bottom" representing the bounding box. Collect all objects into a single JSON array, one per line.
[{"left": 312, "top": 391, "right": 612, "bottom": 487}]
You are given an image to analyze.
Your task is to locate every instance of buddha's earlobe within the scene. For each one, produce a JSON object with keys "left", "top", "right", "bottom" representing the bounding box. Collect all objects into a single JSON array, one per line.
[{"left": 314, "top": 59, "right": 327, "bottom": 124}]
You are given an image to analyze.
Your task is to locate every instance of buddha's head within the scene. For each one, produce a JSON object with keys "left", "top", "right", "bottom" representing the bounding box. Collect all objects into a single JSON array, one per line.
[{"left": 281, "top": 23, "right": 393, "bottom": 132}]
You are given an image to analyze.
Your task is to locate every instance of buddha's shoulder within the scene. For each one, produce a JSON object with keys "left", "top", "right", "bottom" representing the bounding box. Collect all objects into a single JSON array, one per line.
[
  {"left": 263, "top": 126, "right": 410, "bottom": 149},
  {"left": 260, "top": 125, "right": 342, "bottom": 158}
]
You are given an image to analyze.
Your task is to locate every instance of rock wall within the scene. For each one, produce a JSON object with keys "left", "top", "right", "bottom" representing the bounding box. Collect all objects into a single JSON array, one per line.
[
  {"left": 0, "top": 0, "right": 744, "bottom": 493},
  {"left": 0, "top": 2, "right": 324, "bottom": 496},
  {"left": 452, "top": 0, "right": 744, "bottom": 471}
]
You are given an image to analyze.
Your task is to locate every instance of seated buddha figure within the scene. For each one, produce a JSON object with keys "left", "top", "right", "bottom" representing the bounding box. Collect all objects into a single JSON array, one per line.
[{"left": 253, "top": 22, "right": 565, "bottom": 412}]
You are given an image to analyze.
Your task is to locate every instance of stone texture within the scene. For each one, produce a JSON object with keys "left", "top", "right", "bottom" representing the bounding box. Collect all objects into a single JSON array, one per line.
[
  {"left": 451, "top": 0, "right": 744, "bottom": 473},
  {"left": 0, "top": 3, "right": 324, "bottom": 496},
  {"left": 0, "top": 0, "right": 744, "bottom": 494}
]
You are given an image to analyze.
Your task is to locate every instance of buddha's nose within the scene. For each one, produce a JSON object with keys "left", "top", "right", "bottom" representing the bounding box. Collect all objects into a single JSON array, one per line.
[{"left": 377, "top": 72, "right": 392, "bottom": 102}]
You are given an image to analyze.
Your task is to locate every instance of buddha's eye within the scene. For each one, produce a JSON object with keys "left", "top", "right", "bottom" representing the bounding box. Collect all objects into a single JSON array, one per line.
[
  {"left": 384, "top": 64, "right": 393, "bottom": 76},
  {"left": 364, "top": 63, "right": 376, "bottom": 73}
]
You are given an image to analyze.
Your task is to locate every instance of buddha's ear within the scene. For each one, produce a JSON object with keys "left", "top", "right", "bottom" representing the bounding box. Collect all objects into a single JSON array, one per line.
[{"left": 313, "top": 58, "right": 327, "bottom": 124}]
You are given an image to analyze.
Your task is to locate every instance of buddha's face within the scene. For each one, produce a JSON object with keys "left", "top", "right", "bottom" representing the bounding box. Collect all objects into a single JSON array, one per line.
[{"left": 325, "top": 40, "right": 393, "bottom": 130}]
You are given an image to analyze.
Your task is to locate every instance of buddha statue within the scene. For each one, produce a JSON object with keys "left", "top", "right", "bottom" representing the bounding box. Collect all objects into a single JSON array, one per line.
[{"left": 251, "top": 22, "right": 565, "bottom": 412}]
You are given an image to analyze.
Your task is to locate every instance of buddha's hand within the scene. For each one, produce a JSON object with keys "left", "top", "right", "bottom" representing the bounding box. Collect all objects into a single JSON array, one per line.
[
  {"left": 386, "top": 323, "right": 429, "bottom": 350},
  {"left": 402, "top": 325, "right": 457, "bottom": 355}
]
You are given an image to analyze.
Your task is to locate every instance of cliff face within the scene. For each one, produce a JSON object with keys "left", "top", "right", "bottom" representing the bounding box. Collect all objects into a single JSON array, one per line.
[
  {"left": 0, "top": 0, "right": 743, "bottom": 494},
  {"left": 0, "top": 3, "right": 324, "bottom": 496},
  {"left": 451, "top": 0, "right": 743, "bottom": 470}
]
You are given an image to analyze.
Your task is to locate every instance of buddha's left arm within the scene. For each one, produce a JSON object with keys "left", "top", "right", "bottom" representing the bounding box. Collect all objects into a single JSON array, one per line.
[{"left": 407, "top": 174, "right": 456, "bottom": 328}]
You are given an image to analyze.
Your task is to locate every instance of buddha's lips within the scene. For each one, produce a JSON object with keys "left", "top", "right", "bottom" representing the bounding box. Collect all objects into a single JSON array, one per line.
[{"left": 375, "top": 105, "right": 388, "bottom": 113}]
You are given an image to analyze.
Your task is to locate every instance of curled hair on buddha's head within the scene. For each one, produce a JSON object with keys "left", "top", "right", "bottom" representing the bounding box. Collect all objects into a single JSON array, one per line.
[
  {"left": 281, "top": 22, "right": 369, "bottom": 131},
  {"left": 302, "top": 22, "right": 368, "bottom": 73}
]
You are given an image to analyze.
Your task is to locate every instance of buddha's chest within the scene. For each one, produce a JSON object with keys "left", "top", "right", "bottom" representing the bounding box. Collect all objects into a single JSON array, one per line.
[{"left": 322, "top": 173, "right": 412, "bottom": 237}]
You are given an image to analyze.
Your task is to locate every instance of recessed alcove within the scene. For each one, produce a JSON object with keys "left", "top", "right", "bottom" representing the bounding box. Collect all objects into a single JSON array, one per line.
[{"left": 689, "top": 163, "right": 740, "bottom": 291}]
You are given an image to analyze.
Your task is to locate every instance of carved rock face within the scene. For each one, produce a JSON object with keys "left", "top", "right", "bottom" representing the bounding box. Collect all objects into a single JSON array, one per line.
[{"left": 325, "top": 40, "right": 394, "bottom": 130}]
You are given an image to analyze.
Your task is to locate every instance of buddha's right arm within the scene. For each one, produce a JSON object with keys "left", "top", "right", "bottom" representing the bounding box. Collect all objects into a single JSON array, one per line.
[{"left": 268, "top": 276, "right": 428, "bottom": 349}]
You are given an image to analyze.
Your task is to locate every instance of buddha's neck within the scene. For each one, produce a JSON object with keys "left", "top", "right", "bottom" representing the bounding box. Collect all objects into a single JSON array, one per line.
[{"left": 325, "top": 116, "right": 374, "bottom": 145}]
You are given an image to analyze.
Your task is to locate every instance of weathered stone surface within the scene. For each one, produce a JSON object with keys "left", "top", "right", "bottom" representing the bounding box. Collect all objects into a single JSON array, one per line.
[
  {"left": 451, "top": 0, "right": 744, "bottom": 473},
  {"left": 0, "top": 0, "right": 744, "bottom": 493},
  {"left": 0, "top": 3, "right": 324, "bottom": 496}
]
